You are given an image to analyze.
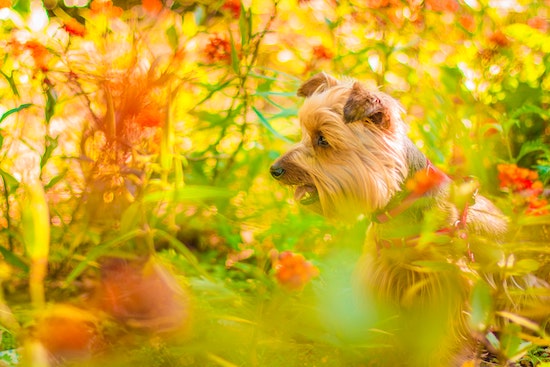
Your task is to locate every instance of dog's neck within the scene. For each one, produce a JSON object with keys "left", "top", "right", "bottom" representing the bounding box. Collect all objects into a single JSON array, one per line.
[{"left": 371, "top": 139, "right": 451, "bottom": 234}]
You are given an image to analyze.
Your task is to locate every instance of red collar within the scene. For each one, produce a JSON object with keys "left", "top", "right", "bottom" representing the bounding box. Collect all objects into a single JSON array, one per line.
[
  {"left": 372, "top": 160, "right": 477, "bottom": 262},
  {"left": 372, "top": 160, "right": 451, "bottom": 224}
]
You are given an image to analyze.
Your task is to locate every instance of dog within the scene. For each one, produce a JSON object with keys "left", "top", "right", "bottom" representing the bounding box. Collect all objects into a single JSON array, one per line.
[{"left": 270, "top": 73, "right": 509, "bottom": 366}]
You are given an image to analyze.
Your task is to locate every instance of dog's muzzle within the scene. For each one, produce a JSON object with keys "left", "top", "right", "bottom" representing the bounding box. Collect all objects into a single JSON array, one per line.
[{"left": 270, "top": 162, "right": 320, "bottom": 206}]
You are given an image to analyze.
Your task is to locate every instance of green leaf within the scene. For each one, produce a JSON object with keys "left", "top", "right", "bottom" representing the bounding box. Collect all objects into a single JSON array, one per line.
[
  {"left": 0, "top": 103, "right": 32, "bottom": 124},
  {"left": 239, "top": 3, "right": 251, "bottom": 46},
  {"left": 0, "top": 170, "right": 19, "bottom": 191},
  {"left": 40, "top": 136, "right": 58, "bottom": 169},
  {"left": 44, "top": 171, "right": 66, "bottom": 189},
  {"left": 0, "top": 70, "right": 20, "bottom": 97},
  {"left": 64, "top": 229, "right": 144, "bottom": 284},
  {"left": 12, "top": 0, "right": 30, "bottom": 15},
  {"left": 45, "top": 87, "right": 57, "bottom": 123},
  {"left": 166, "top": 25, "right": 179, "bottom": 50},
  {"left": 143, "top": 185, "right": 233, "bottom": 203},
  {"left": 251, "top": 106, "right": 292, "bottom": 143},
  {"left": 470, "top": 280, "right": 493, "bottom": 332},
  {"left": 229, "top": 30, "right": 240, "bottom": 74},
  {"left": 0, "top": 246, "right": 29, "bottom": 272}
]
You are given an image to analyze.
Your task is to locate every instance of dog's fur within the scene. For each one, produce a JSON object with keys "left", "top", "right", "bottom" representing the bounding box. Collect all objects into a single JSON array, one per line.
[{"left": 270, "top": 73, "right": 510, "bottom": 366}]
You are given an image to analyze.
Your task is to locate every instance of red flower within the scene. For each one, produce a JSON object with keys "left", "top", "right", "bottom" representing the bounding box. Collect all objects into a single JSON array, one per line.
[
  {"left": 497, "top": 164, "right": 542, "bottom": 195},
  {"left": 222, "top": 0, "right": 241, "bottom": 18},
  {"left": 63, "top": 18, "right": 86, "bottom": 37},
  {"left": 312, "top": 45, "right": 334, "bottom": 61},
  {"left": 204, "top": 34, "right": 232, "bottom": 64},
  {"left": 274, "top": 251, "right": 319, "bottom": 291}
]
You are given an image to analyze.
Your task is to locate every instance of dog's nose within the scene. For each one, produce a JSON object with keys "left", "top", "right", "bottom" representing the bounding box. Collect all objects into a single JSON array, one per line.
[{"left": 270, "top": 164, "right": 285, "bottom": 180}]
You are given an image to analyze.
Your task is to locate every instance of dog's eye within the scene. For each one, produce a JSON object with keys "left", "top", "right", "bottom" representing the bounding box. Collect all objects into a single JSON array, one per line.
[{"left": 317, "top": 134, "right": 329, "bottom": 147}]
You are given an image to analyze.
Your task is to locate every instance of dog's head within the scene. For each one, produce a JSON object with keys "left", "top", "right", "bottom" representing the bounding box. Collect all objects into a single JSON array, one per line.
[{"left": 270, "top": 73, "right": 415, "bottom": 220}]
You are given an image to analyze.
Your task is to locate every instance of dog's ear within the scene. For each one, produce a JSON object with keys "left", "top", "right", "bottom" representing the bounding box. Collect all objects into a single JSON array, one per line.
[
  {"left": 297, "top": 73, "right": 339, "bottom": 98},
  {"left": 343, "top": 82, "right": 391, "bottom": 128}
]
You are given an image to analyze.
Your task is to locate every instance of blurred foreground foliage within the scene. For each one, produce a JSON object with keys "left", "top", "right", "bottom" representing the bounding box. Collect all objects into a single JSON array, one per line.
[{"left": 0, "top": 0, "right": 549, "bottom": 366}]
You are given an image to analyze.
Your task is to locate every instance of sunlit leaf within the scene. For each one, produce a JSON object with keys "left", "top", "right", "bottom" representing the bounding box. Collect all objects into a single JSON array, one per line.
[
  {"left": 229, "top": 30, "right": 240, "bottom": 74},
  {"left": 0, "top": 103, "right": 32, "bottom": 124},
  {"left": 470, "top": 280, "right": 492, "bottom": 332},
  {"left": 251, "top": 106, "right": 292, "bottom": 143},
  {"left": 40, "top": 136, "right": 58, "bottom": 169},
  {"left": 45, "top": 87, "right": 57, "bottom": 124},
  {"left": 0, "top": 246, "right": 29, "bottom": 272},
  {"left": 166, "top": 25, "right": 179, "bottom": 50},
  {"left": 143, "top": 185, "right": 233, "bottom": 203}
]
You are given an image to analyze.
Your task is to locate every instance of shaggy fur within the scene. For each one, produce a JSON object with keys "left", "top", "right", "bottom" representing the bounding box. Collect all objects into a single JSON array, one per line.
[{"left": 270, "top": 73, "right": 510, "bottom": 366}]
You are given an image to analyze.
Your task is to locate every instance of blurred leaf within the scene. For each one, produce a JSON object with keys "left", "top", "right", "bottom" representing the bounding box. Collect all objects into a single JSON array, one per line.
[
  {"left": 40, "top": 136, "right": 58, "bottom": 169},
  {"left": 0, "top": 169, "right": 19, "bottom": 191},
  {"left": 505, "top": 23, "right": 550, "bottom": 53},
  {"left": 0, "top": 70, "right": 20, "bottom": 97},
  {"left": 20, "top": 181, "right": 50, "bottom": 262},
  {"left": 0, "top": 246, "right": 29, "bottom": 272},
  {"left": 0, "top": 103, "right": 32, "bottom": 124},
  {"left": 166, "top": 25, "right": 179, "bottom": 50},
  {"left": 12, "top": 0, "right": 30, "bottom": 14},
  {"left": 229, "top": 30, "right": 240, "bottom": 74},
  {"left": 239, "top": 3, "right": 251, "bottom": 46},
  {"left": 65, "top": 229, "right": 144, "bottom": 284},
  {"left": 252, "top": 106, "right": 292, "bottom": 143},
  {"left": 45, "top": 87, "right": 57, "bottom": 124},
  {"left": 497, "top": 311, "right": 542, "bottom": 334},
  {"left": 470, "top": 280, "right": 492, "bottom": 332},
  {"left": 44, "top": 171, "right": 66, "bottom": 189},
  {"left": 143, "top": 185, "right": 233, "bottom": 203}
]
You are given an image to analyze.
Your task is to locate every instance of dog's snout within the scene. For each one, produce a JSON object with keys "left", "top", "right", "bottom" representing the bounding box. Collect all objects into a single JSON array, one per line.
[{"left": 270, "top": 164, "right": 285, "bottom": 180}]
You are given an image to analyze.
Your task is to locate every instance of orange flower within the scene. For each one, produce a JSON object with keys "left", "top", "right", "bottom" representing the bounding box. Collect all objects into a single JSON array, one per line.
[
  {"left": 497, "top": 164, "right": 542, "bottom": 194},
  {"left": 97, "top": 258, "right": 190, "bottom": 332},
  {"left": 90, "top": 0, "right": 123, "bottom": 17},
  {"left": 222, "top": 0, "right": 241, "bottom": 18},
  {"left": 64, "top": 18, "right": 86, "bottom": 37},
  {"left": 312, "top": 45, "right": 333, "bottom": 61},
  {"left": 275, "top": 251, "right": 319, "bottom": 291},
  {"left": 526, "top": 196, "right": 549, "bottom": 216},
  {"left": 135, "top": 107, "right": 164, "bottom": 128},
  {"left": 204, "top": 34, "right": 232, "bottom": 64},
  {"left": 364, "top": 0, "right": 390, "bottom": 8},
  {"left": 25, "top": 40, "right": 50, "bottom": 71},
  {"left": 488, "top": 30, "right": 510, "bottom": 48},
  {"left": 425, "top": 0, "right": 459, "bottom": 12},
  {"left": 459, "top": 14, "right": 475, "bottom": 33},
  {"left": 142, "top": 0, "right": 162, "bottom": 14},
  {"left": 405, "top": 167, "right": 448, "bottom": 196},
  {"left": 0, "top": 0, "right": 11, "bottom": 8},
  {"left": 34, "top": 306, "right": 100, "bottom": 361},
  {"left": 527, "top": 16, "right": 548, "bottom": 33}
]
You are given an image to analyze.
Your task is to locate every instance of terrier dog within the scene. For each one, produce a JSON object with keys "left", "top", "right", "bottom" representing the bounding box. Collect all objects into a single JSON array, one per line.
[{"left": 270, "top": 73, "right": 509, "bottom": 366}]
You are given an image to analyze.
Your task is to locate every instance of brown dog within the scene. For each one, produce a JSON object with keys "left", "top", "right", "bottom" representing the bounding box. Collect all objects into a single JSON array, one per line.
[{"left": 270, "top": 73, "right": 509, "bottom": 366}]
